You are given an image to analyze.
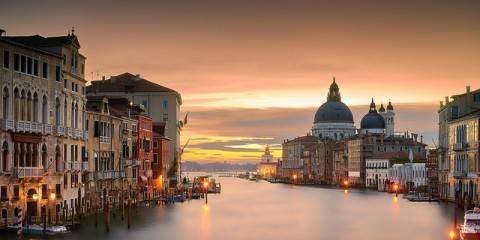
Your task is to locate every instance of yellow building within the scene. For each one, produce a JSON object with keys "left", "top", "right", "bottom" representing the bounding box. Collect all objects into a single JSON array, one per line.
[{"left": 257, "top": 145, "right": 277, "bottom": 179}]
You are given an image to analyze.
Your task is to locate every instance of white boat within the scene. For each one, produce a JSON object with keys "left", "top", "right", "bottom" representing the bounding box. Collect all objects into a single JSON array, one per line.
[
  {"left": 460, "top": 208, "right": 480, "bottom": 240},
  {"left": 8, "top": 224, "right": 69, "bottom": 235},
  {"left": 248, "top": 172, "right": 258, "bottom": 181}
]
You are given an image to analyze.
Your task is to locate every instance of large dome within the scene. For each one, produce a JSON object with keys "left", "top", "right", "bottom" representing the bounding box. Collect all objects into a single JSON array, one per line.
[{"left": 314, "top": 101, "right": 354, "bottom": 123}]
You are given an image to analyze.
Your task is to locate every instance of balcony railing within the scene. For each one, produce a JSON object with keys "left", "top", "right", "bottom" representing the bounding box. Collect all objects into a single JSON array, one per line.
[
  {"left": 83, "top": 130, "right": 89, "bottom": 140},
  {"left": 0, "top": 119, "right": 15, "bottom": 131},
  {"left": 55, "top": 125, "right": 65, "bottom": 136},
  {"left": 453, "top": 142, "right": 468, "bottom": 151},
  {"left": 95, "top": 171, "right": 125, "bottom": 180},
  {"left": 453, "top": 170, "right": 467, "bottom": 178},
  {"left": 124, "top": 159, "right": 140, "bottom": 166},
  {"left": 67, "top": 127, "right": 73, "bottom": 137},
  {"left": 12, "top": 167, "right": 44, "bottom": 178},
  {"left": 43, "top": 124, "right": 53, "bottom": 135},
  {"left": 72, "top": 161, "right": 82, "bottom": 171},
  {"left": 99, "top": 136, "right": 111, "bottom": 143},
  {"left": 82, "top": 161, "right": 89, "bottom": 171}
]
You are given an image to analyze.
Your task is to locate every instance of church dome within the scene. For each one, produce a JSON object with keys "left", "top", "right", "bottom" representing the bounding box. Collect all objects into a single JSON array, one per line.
[
  {"left": 313, "top": 77, "right": 354, "bottom": 124},
  {"left": 314, "top": 101, "right": 354, "bottom": 123},
  {"left": 361, "top": 99, "right": 385, "bottom": 129}
]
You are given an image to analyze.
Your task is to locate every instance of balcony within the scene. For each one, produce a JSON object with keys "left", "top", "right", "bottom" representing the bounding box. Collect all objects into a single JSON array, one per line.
[
  {"left": 96, "top": 171, "right": 125, "bottom": 180},
  {"left": 12, "top": 167, "right": 44, "bottom": 178},
  {"left": 454, "top": 142, "right": 468, "bottom": 151},
  {"left": 67, "top": 127, "right": 73, "bottom": 137},
  {"left": 0, "top": 119, "right": 15, "bottom": 131},
  {"left": 55, "top": 125, "right": 65, "bottom": 136},
  {"left": 43, "top": 124, "right": 53, "bottom": 135},
  {"left": 82, "top": 161, "right": 89, "bottom": 171},
  {"left": 83, "top": 131, "right": 89, "bottom": 140},
  {"left": 99, "top": 136, "right": 110, "bottom": 143},
  {"left": 453, "top": 170, "right": 467, "bottom": 178},
  {"left": 72, "top": 161, "right": 82, "bottom": 171},
  {"left": 124, "top": 159, "right": 140, "bottom": 166},
  {"left": 146, "top": 170, "right": 153, "bottom": 177}
]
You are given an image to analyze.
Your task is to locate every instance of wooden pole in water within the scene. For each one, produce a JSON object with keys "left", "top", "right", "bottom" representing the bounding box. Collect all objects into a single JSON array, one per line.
[
  {"left": 127, "top": 198, "right": 131, "bottom": 229},
  {"left": 94, "top": 204, "right": 98, "bottom": 228},
  {"left": 105, "top": 200, "right": 110, "bottom": 232}
]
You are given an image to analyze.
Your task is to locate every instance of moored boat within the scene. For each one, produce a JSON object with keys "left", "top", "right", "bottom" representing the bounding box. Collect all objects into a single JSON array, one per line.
[
  {"left": 460, "top": 208, "right": 480, "bottom": 240},
  {"left": 7, "top": 224, "right": 69, "bottom": 235}
]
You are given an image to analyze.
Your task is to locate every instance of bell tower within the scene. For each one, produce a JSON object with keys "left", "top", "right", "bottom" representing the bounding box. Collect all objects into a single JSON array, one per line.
[{"left": 380, "top": 100, "right": 395, "bottom": 137}]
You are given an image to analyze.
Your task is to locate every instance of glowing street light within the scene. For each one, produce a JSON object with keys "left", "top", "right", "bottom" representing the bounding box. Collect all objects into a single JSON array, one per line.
[
  {"left": 203, "top": 181, "right": 209, "bottom": 205},
  {"left": 32, "top": 194, "right": 39, "bottom": 200},
  {"left": 449, "top": 229, "right": 455, "bottom": 239},
  {"left": 343, "top": 180, "right": 349, "bottom": 187},
  {"left": 292, "top": 174, "right": 298, "bottom": 184},
  {"left": 50, "top": 193, "right": 56, "bottom": 200},
  {"left": 393, "top": 183, "right": 399, "bottom": 197}
]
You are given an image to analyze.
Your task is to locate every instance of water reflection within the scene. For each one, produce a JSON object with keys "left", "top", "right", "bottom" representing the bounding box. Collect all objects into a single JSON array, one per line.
[{"left": 4, "top": 176, "right": 462, "bottom": 240}]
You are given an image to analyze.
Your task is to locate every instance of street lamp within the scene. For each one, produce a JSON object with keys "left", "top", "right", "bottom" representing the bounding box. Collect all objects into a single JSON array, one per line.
[
  {"left": 393, "top": 183, "right": 399, "bottom": 197},
  {"left": 203, "top": 181, "right": 208, "bottom": 205},
  {"left": 449, "top": 229, "right": 455, "bottom": 240},
  {"left": 32, "top": 194, "right": 39, "bottom": 200},
  {"left": 292, "top": 174, "right": 297, "bottom": 184}
]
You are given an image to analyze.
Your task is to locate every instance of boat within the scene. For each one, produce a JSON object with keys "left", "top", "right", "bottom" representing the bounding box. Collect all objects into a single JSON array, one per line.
[
  {"left": 7, "top": 224, "right": 69, "bottom": 235},
  {"left": 459, "top": 208, "right": 480, "bottom": 240},
  {"left": 248, "top": 172, "right": 258, "bottom": 181}
]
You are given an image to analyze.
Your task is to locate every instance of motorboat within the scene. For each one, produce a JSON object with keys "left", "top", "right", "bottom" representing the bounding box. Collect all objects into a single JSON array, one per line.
[
  {"left": 8, "top": 224, "right": 68, "bottom": 235},
  {"left": 459, "top": 208, "right": 480, "bottom": 240}
]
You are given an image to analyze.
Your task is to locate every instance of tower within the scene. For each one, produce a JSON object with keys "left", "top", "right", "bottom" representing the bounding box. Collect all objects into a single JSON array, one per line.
[{"left": 379, "top": 100, "right": 395, "bottom": 137}]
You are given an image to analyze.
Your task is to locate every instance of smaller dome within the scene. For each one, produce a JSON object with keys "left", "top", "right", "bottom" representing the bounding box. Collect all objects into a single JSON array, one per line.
[{"left": 361, "top": 98, "right": 385, "bottom": 129}]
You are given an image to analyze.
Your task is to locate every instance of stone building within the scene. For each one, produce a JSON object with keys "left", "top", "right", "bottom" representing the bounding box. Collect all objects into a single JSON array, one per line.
[
  {"left": 307, "top": 139, "right": 334, "bottom": 184},
  {"left": 152, "top": 123, "right": 170, "bottom": 193},
  {"left": 437, "top": 86, "right": 480, "bottom": 205},
  {"left": 279, "top": 135, "right": 318, "bottom": 182},
  {"left": 332, "top": 141, "right": 347, "bottom": 185},
  {"left": 0, "top": 28, "right": 88, "bottom": 226},
  {"left": 86, "top": 73, "right": 182, "bottom": 174},
  {"left": 426, "top": 149, "right": 439, "bottom": 197}
]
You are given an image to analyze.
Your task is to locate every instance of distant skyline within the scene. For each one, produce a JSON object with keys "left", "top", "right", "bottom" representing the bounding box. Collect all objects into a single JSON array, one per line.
[{"left": 2, "top": 0, "right": 479, "bottom": 162}]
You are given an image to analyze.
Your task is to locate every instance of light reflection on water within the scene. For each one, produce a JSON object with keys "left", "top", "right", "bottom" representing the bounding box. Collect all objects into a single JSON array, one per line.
[{"left": 4, "top": 175, "right": 461, "bottom": 240}]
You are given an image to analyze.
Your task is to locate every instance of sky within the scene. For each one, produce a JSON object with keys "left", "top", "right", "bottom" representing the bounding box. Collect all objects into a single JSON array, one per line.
[{"left": 1, "top": 0, "right": 479, "bottom": 162}]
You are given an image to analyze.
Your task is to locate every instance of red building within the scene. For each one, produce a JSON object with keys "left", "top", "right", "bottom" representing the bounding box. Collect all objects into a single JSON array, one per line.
[
  {"left": 152, "top": 123, "right": 170, "bottom": 195},
  {"left": 133, "top": 111, "right": 153, "bottom": 200}
]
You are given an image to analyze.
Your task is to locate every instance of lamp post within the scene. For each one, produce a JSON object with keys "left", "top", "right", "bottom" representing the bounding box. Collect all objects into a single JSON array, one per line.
[
  {"left": 393, "top": 183, "right": 399, "bottom": 197},
  {"left": 203, "top": 181, "right": 208, "bottom": 205},
  {"left": 292, "top": 174, "right": 297, "bottom": 185}
]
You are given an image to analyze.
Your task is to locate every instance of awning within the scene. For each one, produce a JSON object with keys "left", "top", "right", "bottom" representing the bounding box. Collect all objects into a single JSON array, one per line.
[{"left": 140, "top": 176, "right": 148, "bottom": 182}]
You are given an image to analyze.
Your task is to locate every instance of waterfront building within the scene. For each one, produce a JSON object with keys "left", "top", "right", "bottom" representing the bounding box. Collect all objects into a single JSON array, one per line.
[
  {"left": 332, "top": 141, "right": 347, "bottom": 185},
  {"left": 152, "top": 123, "right": 170, "bottom": 194},
  {"left": 426, "top": 149, "right": 439, "bottom": 197},
  {"left": 389, "top": 161, "right": 427, "bottom": 191},
  {"left": 311, "top": 78, "right": 355, "bottom": 141},
  {"left": 437, "top": 86, "right": 480, "bottom": 206},
  {"left": 307, "top": 139, "right": 334, "bottom": 184},
  {"left": 279, "top": 135, "right": 318, "bottom": 182},
  {"left": 346, "top": 134, "right": 427, "bottom": 187},
  {"left": 86, "top": 73, "right": 182, "bottom": 174},
  {"left": 0, "top": 29, "right": 88, "bottom": 226},
  {"left": 132, "top": 110, "right": 153, "bottom": 200},
  {"left": 85, "top": 97, "right": 124, "bottom": 210},
  {"left": 365, "top": 156, "right": 390, "bottom": 191},
  {"left": 257, "top": 145, "right": 277, "bottom": 179}
]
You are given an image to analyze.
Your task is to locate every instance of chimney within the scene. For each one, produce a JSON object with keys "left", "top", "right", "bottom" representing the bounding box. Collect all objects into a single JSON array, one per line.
[
  {"left": 445, "top": 96, "right": 449, "bottom": 104},
  {"left": 0, "top": 29, "right": 5, "bottom": 37},
  {"left": 420, "top": 135, "right": 423, "bottom": 144},
  {"left": 467, "top": 86, "right": 471, "bottom": 93},
  {"left": 102, "top": 76, "right": 105, "bottom": 81},
  {"left": 440, "top": 101, "right": 443, "bottom": 108},
  {"left": 134, "top": 74, "right": 140, "bottom": 81}
]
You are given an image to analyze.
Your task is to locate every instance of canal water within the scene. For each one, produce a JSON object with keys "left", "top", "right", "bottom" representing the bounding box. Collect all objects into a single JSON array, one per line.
[{"left": 4, "top": 174, "right": 460, "bottom": 240}]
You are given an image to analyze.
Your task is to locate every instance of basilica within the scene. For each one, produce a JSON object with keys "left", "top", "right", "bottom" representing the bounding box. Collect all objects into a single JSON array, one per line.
[{"left": 312, "top": 78, "right": 395, "bottom": 138}]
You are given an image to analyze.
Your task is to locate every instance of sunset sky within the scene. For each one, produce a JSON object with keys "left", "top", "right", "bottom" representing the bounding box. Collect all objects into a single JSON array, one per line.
[{"left": 2, "top": 0, "right": 479, "bottom": 162}]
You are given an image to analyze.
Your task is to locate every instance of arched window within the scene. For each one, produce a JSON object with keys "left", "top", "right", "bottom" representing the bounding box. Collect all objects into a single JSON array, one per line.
[
  {"left": 13, "top": 88, "right": 19, "bottom": 121},
  {"left": 26, "top": 91, "right": 32, "bottom": 121},
  {"left": 42, "top": 144, "right": 47, "bottom": 171},
  {"left": 26, "top": 144, "right": 31, "bottom": 167},
  {"left": 3, "top": 87, "right": 9, "bottom": 119},
  {"left": 71, "top": 101, "right": 75, "bottom": 128},
  {"left": 20, "top": 90, "right": 25, "bottom": 120},
  {"left": 32, "top": 144, "right": 38, "bottom": 167},
  {"left": 64, "top": 99, "right": 67, "bottom": 126},
  {"left": 55, "top": 145, "right": 61, "bottom": 172},
  {"left": 43, "top": 95, "right": 48, "bottom": 124},
  {"left": 1, "top": 208, "right": 6, "bottom": 219},
  {"left": 55, "top": 98, "right": 60, "bottom": 125},
  {"left": 33, "top": 92, "right": 38, "bottom": 122},
  {"left": 74, "top": 102, "right": 78, "bottom": 128},
  {"left": 2, "top": 142, "right": 8, "bottom": 172}
]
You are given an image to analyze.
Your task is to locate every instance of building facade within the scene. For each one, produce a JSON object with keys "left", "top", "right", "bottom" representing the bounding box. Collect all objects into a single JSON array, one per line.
[
  {"left": 0, "top": 29, "right": 88, "bottom": 226},
  {"left": 279, "top": 135, "right": 318, "bottom": 182},
  {"left": 257, "top": 145, "right": 277, "bottom": 179}
]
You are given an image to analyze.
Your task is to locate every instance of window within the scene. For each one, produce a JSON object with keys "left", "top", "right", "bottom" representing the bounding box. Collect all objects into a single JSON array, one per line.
[
  {"left": 162, "top": 100, "right": 168, "bottom": 109},
  {"left": 451, "top": 106, "right": 459, "bottom": 119},
  {"left": 13, "top": 185, "right": 19, "bottom": 200},
  {"left": 55, "top": 184, "right": 61, "bottom": 197},
  {"left": 42, "top": 62, "right": 48, "bottom": 78},
  {"left": 71, "top": 82, "right": 75, "bottom": 91},
  {"left": 141, "top": 100, "right": 147, "bottom": 109},
  {"left": 33, "top": 59, "right": 38, "bottom": 76},
  {"left": 153, "top": 141, "right": 158, "bottom": 149},
  {"left": 41, "top": 184, "right": 47, "bottom": 199},
  {"left": 20, "top": 55, "right": 26, "bottom": 73},
  {"left": 153, "top": 153, "right": 158, "bottom": 163},
  {"left": 27, "top": 57, "right": 32, "bottom": 74},
  {"left": 474, "top": 93, "right": 480, "bottom": 104},
  {"left": 3, "top": 50, "right": 9, "bottom": 69},
  {"left": 0, "top": 186, "right": 7, "bottom": 201},
  {"left": 81, "top": 63, "right": 84, "bottom": 74},
  {"left": 63, "top": 54, "right": 67, "bottom": 65},
  {"left": 55, "top": 65, "right": 61, "bottom": 82},
  {"left": 14, "top": 54, "right": 19, "bottom": 71},
  {"left": 64, "top": 174, "right": 68, "bottom": 189}
]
